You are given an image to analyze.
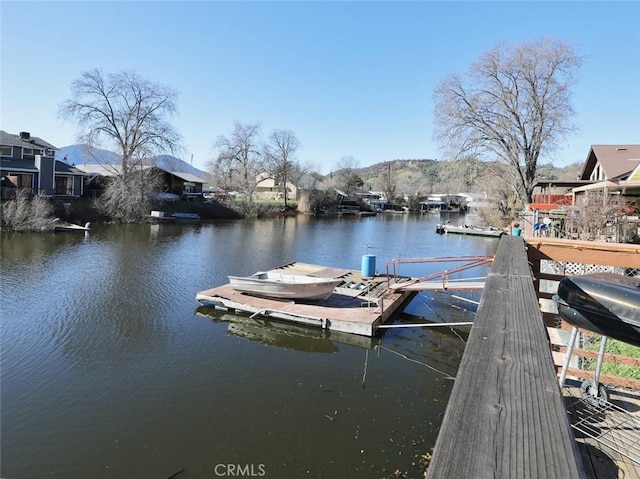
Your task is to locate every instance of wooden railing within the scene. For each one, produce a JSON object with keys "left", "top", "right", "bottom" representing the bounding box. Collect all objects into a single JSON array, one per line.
[{"left": 427, "top": 236, "right": 585, "bottom": 478}]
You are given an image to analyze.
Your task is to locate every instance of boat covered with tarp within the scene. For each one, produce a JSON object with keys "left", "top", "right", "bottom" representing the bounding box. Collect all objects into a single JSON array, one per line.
[{"left": 554, "top": 273, "right": 640, "bottom": 346}]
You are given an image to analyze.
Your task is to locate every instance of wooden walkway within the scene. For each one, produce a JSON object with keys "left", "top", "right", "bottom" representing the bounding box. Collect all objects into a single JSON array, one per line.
[{"left": 426, "top": 236, "right": 585, "bottom": 478}]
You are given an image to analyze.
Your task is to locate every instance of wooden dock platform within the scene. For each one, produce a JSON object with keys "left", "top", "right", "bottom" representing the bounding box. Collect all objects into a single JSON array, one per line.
[{"left": 195, "top": 262, "right": 416, "bottom": 337}]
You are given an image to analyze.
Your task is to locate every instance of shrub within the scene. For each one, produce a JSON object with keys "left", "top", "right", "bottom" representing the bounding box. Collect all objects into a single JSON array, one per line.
[
  {"left": 0, "top": 191, "right": 57, "bottom": 232},
  {"left": 96, "top": 171, "right": 164, "bottom": 223}
]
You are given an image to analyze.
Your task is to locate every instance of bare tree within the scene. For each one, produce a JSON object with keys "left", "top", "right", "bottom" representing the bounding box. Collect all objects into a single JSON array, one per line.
[
  {"left": 565, "top": 193, "right": 638, "bottom": 242},
  {"left": 210, "top": 123, "right": 263, "bottom": 213},
  {"left": 97, "top": 168, "right": 166, "bottom": 222},
  {"left": 335, "top": 156, "right": 364, "bottom": 198},
  {"left": 287, "top": 161, "right": 310, "bottom": 203},
  {"left": 397, "top": 172, "right": 428, "bottom": 209},
  {"left": 437, "top": 157, "right": 482, "bottom": 193},
  {"left": 59, "top": 69, "right": 181, "bottom": 221},
  {"left": 433, "top": 38, "right": 581, "bottom": 205},
  {"left": 379, "top": 162, "right": 398, "bottom": 203},
  {"left": 474, "top": 163, "right": 522, "bottom": 227},
  {"left": 263, "top": 129, "right": 302, "bottom": 208}
]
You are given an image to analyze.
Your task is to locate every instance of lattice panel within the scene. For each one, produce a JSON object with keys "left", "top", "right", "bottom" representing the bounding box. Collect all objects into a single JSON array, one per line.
[
  {"left": 626, "top": 268, "right": 640, "bottom": 277},
  {"left": 541, "top": 260, "right": 640, "bottom": 278}
]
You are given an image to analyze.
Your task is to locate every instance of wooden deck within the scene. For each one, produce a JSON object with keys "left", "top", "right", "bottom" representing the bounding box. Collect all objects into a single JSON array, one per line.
[
  {"left": 426, "top": 236, "right": 585, "bottom": 478},
  {"left": 526, "top": 237, "right": 640, "bottom": 475},
  {"left": 563, "top": 381, "right": 640, "bottom": 478},
  {"left": 195, "top": 262, "right": 416, "bottom": 337}
]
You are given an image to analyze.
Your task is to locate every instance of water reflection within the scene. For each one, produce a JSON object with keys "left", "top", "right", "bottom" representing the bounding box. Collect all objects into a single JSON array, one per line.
[
  {"left": 196, "top": 306, "right": 376, "bottom": 353},
  {"left": 1, "top": 214, "right": 498, "bottom": 479},
  {"left": 195, "top": 301, "right": 470, "bottom": 382}
]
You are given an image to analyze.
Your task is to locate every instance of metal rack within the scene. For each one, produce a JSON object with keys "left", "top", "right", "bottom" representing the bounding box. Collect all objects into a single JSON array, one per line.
[{"left": 565, "top": 395, "right": 640, "bottom": 466}]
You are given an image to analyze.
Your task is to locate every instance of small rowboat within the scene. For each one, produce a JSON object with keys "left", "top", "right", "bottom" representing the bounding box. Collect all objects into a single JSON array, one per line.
[
  {"left": 228, "top": 272, "right": 342, "bottom": 301},
  {"left": 54, "top": 222, "right": 91, "bottom": 232}
]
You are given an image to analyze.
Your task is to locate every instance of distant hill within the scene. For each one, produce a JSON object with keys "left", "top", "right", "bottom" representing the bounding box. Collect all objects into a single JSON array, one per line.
[
  {"left": 355, "top": 159, "right": 581, "bottom": 183},
  {"left": 356, "top": 159, "right": 439, "bottom": 183},
  {"left": 328, "top": 158, "right": 583, "bottom": 196},
  {"left": 56, "top": 144, "right": 120, "bottom": 166},
  {"left": 151, "top": 155, "right": 207, "bottom": 177},
  {"left": 55, "top": 145, "right": 207, "bottom": 178}
]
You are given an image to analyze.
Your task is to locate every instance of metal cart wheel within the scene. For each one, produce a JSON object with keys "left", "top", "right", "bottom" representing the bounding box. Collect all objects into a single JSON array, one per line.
[{"left": 580, "top": 380, "right": 609, "bottom": 407}]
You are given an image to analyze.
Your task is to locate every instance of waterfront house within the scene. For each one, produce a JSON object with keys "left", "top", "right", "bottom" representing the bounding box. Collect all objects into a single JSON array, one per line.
[
  {"left": 57, "top": 145, "right": 207, "bottom": 199},
  {"left": 571, "top": 144, "right": 640, "bottom": 203},
  {"left": 533, "top": 145, "right": 640, "bottom": 210},
  {"left": 255, "top": 172, "right": 298, "bottom": 200},
  {"left": 527, "top": 145, "right": 640, "bottom": 239},
  {"left": 419, "top": 194, "right": 468, "bottom": 212},
  {"left": 0, "top": 130, "right": 85, "bottom": 198}
]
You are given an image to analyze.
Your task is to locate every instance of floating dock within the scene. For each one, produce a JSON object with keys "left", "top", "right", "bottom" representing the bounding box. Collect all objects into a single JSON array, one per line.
[{"left": 195, "top": 262, "right": 417, "bottom": 337}]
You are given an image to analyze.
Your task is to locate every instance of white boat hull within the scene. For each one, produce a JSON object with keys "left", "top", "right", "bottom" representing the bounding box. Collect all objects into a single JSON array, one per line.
[
  {"left": 228, "top": 272, "right": 342, "bottom": 301},
  {"left": 53, "top": 222, "right": 91, "bottom": 232}
]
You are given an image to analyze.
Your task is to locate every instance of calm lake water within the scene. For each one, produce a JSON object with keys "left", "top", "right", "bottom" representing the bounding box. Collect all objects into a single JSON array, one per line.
[{"left": 1, "top": 213, "right": 498, "bottom": 479}]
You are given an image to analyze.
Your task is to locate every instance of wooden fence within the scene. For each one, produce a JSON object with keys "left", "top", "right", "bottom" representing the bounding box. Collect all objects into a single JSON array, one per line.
[{"left": 526, "top": 238, "right": 640, "bottom": 390}]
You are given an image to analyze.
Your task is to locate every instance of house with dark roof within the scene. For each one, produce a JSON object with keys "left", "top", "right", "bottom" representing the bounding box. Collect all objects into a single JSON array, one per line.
[
  {"left": 57, "top": 145, "right": 207, "bottom": 198},
  {"left": 0, "top": 130, "right": 85, "bottom": 198},
  {"left": 525, "top": 145, "right": 640, "bottom": 240},
  {"left": 579, "top": 145, "right": 640, "bottom": 181},
  {"left": 531, "top": 145, "right": 640, "bottom": 212},
  {"left": 571, "top": 145, "right": 640, "bottom": 202},
  {"left": 73, "top": 162, "right": 207, "bottom": 199}
]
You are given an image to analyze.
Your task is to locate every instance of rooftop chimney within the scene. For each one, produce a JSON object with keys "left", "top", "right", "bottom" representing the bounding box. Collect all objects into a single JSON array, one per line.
[{"left": 19, "top": 132, "right": 30, "bottom": 140}]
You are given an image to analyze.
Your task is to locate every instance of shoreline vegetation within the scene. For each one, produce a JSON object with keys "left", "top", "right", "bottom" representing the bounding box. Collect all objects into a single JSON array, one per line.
[
  {"left": 0, "top": 194, "right": 309, "bottom": 233},
  {"left": 1, "top": 148, "right": 587, "bottom": 234}
]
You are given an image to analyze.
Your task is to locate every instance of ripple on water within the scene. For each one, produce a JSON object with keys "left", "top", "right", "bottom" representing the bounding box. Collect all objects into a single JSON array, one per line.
[{"left": 1, "top": 219, "right": 484, "bottom": 479}]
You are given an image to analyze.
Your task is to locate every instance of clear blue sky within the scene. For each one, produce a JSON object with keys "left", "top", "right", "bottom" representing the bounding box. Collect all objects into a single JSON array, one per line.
[{"left": 1, "top": 1, "right": 639, "bottom": 173}]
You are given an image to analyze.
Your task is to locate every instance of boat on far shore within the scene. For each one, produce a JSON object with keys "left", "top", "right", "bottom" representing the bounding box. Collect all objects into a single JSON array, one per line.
[
  {"left": 436, "top": 223, "right": 504, "bottom": 238},
  {"left": 228, "top": 272, "right": 343, "bottom": 301},
  {"left": 53, "top": 221, "right": 91, "bottom": 232},
  {"left": 150, "top": 211, "right": 200, "bottom": 223}
]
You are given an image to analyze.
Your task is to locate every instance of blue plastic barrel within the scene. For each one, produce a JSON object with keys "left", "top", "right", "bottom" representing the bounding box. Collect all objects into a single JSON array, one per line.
[{"left": 361, "top": 254, "right": 376, "bottom": 278}]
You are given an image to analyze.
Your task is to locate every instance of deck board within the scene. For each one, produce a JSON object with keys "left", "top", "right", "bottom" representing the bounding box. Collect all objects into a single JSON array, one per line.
[
  {"left": 427, "top": 236, "right": 585, "bottom": 478},
  {"left": 563, "top": 383, "right": 640, "bottom": 477}
]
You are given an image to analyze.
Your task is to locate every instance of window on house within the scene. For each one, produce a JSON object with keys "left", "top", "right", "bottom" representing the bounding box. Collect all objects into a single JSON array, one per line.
[
  {"left": 46, "top": 148, "right": 55, "bottom": 157},
  {"left": 5, "top": 173, "right": 34, "bottom": 190},
  {"left": 1, "top": 146, "right": 12, "bottom": 156},
  {"left": 55, "top": 176, "right": 73, "bottom": 195},
  {"left": 590, "top": 164, "right": 604, "bottom": 181},
  {"left": 22, "top": 148, "right": 43, "bottom": 157},
  {"left": 18, "top": 174, "right": 33, "bottom": 189}
]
